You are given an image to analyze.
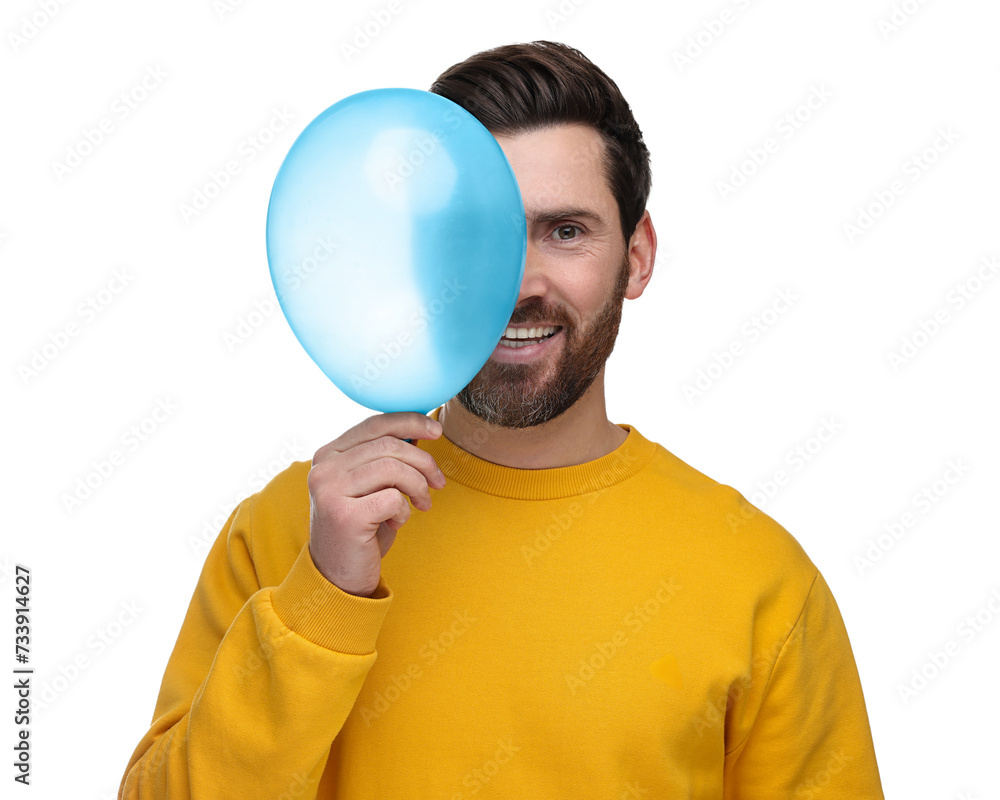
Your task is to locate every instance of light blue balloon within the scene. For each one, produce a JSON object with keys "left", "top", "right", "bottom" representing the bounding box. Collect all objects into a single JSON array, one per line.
[{"left": 266, "top": 88, "right": 527, "bottom": 414}]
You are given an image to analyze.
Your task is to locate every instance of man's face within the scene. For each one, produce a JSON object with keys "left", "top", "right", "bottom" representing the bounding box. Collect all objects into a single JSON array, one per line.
[{"left": 456, "top": 123, "right": 634, "bottom": 429}]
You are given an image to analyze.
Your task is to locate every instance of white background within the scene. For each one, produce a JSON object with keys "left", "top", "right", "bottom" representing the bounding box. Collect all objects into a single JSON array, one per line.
[{"left": 3, "top": 0, "right": 999, "bottom": 797}]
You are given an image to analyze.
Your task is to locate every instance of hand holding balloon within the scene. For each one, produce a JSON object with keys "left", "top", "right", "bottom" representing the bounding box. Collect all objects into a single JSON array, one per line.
[{"left": 307, "top": 412, "right": 446, "bottom": 597}]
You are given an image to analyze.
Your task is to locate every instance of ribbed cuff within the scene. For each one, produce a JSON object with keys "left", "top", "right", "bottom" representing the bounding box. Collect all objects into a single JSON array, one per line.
[{"left": 270, "top": 542, "right": 392, "bottom": 655}]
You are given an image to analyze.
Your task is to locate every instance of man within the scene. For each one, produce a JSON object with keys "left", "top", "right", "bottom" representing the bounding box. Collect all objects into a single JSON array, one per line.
[{"left": 119, "top": 41, "right": 885, "bottom": 798}]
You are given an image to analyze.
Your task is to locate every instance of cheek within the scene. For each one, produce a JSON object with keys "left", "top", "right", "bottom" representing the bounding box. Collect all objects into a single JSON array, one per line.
[
  {"left": 547, "top": 249, "right": 622, "bottom": 325},
  {"left": 563, "top": 286, "right": 608, "bottom": 334}
]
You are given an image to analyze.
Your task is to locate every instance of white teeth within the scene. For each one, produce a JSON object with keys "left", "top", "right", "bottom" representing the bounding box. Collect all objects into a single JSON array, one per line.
[
  {"left": 499, "top": 326, "right": 560, "bottom": 348},
  {"left": 503, "top": 325, "right": 558, "bottom": 340}
]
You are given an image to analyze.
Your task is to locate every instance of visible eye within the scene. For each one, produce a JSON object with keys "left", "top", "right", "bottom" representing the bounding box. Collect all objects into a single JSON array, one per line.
[{"left": 552, "top": 224, "right": 583, "bottom": 241}]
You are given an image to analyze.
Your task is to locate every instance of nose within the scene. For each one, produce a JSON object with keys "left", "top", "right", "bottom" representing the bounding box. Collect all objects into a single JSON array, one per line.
[{"left": 515, "top": 238, "right": 549, "bottom": 307}]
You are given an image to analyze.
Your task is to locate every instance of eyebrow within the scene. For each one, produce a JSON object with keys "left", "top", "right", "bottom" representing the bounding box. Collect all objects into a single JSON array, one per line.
[{"left": 527, "top": 207, "right": 609, "bottom": 228}]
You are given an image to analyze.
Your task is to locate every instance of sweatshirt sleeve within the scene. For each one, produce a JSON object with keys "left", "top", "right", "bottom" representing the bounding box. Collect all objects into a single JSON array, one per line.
[
  {"left": 722, "top": 571, "right": 885, "bottom": 800},
  {"left": 118, "top": 494, "right": 393, "bottom": 799}
]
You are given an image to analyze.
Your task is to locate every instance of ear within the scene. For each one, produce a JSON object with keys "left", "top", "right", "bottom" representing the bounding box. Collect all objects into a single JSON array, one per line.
[{"left": 624, "top": 209, "right": 656, "bottom": 300}]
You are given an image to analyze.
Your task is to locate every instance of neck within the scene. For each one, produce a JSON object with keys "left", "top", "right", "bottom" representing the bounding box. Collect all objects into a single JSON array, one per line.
[{"left": 438, "top": 370, "right": 627, "bottom": 469}]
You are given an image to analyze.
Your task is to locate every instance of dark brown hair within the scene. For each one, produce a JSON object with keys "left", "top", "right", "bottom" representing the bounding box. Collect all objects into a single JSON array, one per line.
[{"left": 429, "top": 40, "right": 651, "bottom": 243}]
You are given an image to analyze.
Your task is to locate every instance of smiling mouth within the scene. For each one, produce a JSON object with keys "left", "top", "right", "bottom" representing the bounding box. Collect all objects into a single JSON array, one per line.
[{"left": 498, "top": 325, "right": 562, "bottom": 348}]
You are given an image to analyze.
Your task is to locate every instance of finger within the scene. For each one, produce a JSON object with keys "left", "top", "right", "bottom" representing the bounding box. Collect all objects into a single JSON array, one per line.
[
  {"left": 375, "top": 521, "right": 398, "bottom": 557},
  {"left": 339, "top": 434, "right": 447, "bottom": 491},
  {"left": 325, "top": 412, "right": 442, "bottom": 458},
  {"left": 357, "top": 488, "right": 412, "bottom": 531},
  {"left": 347, "top": 457, "right": 436, "bottom": 511}
]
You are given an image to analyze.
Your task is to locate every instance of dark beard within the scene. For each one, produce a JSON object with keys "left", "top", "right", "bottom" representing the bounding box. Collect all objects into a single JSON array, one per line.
[{"left": 455, "top": 251, "right": 631, "bottom": 429}]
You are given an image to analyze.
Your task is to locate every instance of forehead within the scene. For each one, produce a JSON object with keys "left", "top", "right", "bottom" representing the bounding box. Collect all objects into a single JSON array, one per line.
[{"left": 492, "top": 123, "right": 613, "bottom": 219}]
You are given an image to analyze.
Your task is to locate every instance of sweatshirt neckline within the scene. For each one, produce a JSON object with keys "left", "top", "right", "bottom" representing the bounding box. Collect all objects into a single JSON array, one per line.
[{"left": 419, "top": 407, "right": 657, "bottom": 500}]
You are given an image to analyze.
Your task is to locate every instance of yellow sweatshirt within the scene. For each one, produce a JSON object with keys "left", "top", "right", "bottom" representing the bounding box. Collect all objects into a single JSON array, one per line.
[{"left": 119, "top": 409, "right": 884, "bottom": 799}]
